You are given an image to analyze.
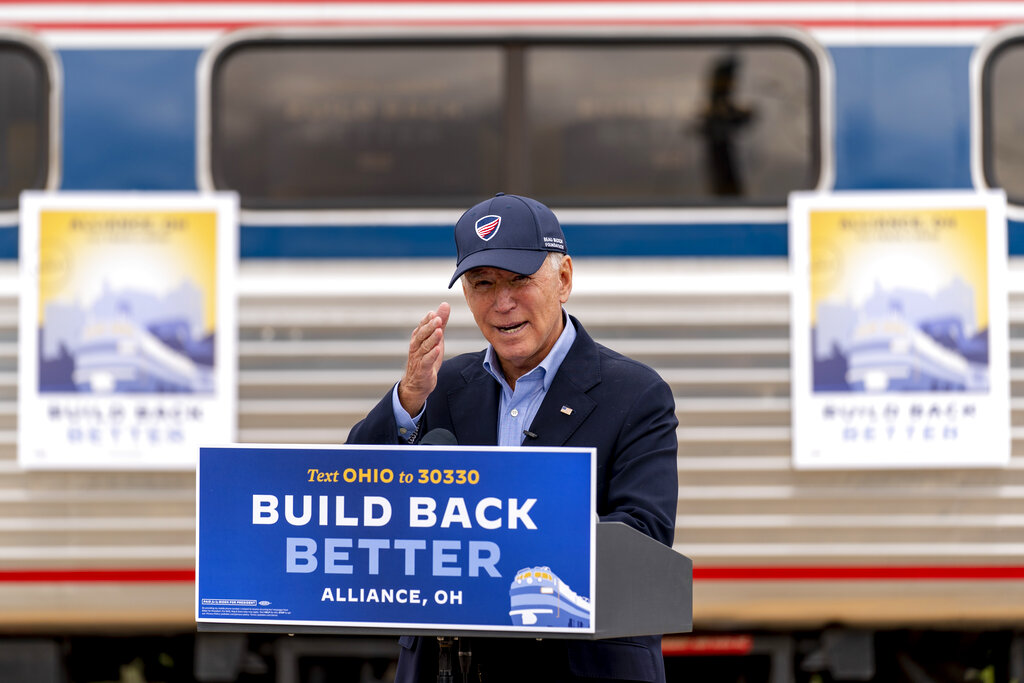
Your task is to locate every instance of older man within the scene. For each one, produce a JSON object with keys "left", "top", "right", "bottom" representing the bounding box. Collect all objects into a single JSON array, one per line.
[{"left": 347, "top": 193, "right": 679, "bottom": 683}]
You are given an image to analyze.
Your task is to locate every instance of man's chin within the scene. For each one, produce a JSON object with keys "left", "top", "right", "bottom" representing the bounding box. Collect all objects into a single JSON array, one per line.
[
  {"left": 492, "top": 341, "right": 522, "bottom": 357},
  {"left": 490, "top": 341, "right": 532, "bottom": 364}
]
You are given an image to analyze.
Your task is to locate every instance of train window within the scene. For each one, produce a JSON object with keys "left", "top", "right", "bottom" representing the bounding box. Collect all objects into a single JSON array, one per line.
[
  {"left": 525, "top": 42, "right": 820, "bottom": 206},
  {"left": 0, "top": 37, "right": 53, "bottom": 210},
  {"left": 208, "top": 42, "right": 504, "bottom": 208},
  {"left": 205, "top": 35, "right": 822, "bottom": 209},
  {"left": 981, "top": 36, "right": 1024, "bottom": 204}
]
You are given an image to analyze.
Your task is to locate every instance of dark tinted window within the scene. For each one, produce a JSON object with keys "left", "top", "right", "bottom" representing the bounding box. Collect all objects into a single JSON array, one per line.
[
  {"left": 208, "top": 36, "right": 821, "bottom": 209},
  {"left": 210, "top": 42, "right": 503, "bottom": 208},
  {"left": 982, "top": 37, "right": 1024, "bottom": 203},
  {"left": 526, "top": 43, "right": 818, "bottom": 205},
  {"left": 0, "top": 40, "right": 51, "bottom": 208}
]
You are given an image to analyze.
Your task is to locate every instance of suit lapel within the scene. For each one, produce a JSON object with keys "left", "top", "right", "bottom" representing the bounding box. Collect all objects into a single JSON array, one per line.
[{"left": 528, "top": 317, "right": 601, "bottom": 447}]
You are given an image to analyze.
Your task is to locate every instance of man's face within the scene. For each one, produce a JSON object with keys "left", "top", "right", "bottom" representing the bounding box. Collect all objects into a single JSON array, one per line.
[{"left": 462, "top": 255, "right": 573, "bottom": 384}]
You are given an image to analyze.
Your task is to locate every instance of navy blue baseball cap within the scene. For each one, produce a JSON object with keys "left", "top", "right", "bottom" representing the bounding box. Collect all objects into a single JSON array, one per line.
[{"left": 448, "top": 193, "right": 567, "bottom": 288}]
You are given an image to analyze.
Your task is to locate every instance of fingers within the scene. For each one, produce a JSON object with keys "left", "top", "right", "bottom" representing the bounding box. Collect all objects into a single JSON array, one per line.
[
  {"left": 399, "top": 302, "right": 450, "bottom": 415},
  {"left": 410, "top": 304, "right": 448, "bottom": 354}
]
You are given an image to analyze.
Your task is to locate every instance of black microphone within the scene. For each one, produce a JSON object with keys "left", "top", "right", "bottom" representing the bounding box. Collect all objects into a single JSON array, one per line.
[{"left": 420, "top": 428, "right": 458, "bottom": 446}]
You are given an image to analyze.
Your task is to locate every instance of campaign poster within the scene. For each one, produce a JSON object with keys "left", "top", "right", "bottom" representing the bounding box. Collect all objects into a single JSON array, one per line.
[
  {"left": 18, "top": 192, "right": 238, "bottom": 470},
  {"left": 196, "top": 445, "right": 597, "bottom": 634},
  {"left": 789, "top": 191, "right": 1009, "bottom": 468}
]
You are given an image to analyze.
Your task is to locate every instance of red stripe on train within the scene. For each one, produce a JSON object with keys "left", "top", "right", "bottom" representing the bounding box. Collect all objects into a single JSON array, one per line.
[
  {"left": 0, "top": 569, "right": 195, "bottom": 582},
  {"left": 0, "top": 566, "right": 1023, "bottom": 582},
  {"left": 695, "top": 566, "right": 1024, "bottom": 580},
  {"left": 662, "top": 634, "right": 755, "bottom": 657}
]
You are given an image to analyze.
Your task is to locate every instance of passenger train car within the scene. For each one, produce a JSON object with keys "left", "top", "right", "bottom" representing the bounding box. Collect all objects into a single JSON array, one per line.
[{"left": 0, "top": 0, "right": 1023, "bottom": 680}]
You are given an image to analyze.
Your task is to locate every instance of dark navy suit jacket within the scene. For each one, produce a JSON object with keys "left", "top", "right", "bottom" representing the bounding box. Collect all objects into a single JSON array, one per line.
[{"left": 347, "top": 316, "right": 679, "bottom": 683}]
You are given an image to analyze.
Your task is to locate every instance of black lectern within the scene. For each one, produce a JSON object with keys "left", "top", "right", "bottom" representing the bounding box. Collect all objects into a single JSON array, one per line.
[{"left": 590, "top": 522, "right": 693, "bottom": 640}]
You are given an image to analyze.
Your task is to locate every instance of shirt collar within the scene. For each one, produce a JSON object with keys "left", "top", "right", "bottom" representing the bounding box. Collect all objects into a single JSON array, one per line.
[{"left": 482, "top": 311, "right": 577, "bottom": 392}]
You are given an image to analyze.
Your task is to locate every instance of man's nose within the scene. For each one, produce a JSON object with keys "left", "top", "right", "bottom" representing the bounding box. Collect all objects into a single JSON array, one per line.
[{"left": 494, "top": 283, "right": 516, "bottom": 311}]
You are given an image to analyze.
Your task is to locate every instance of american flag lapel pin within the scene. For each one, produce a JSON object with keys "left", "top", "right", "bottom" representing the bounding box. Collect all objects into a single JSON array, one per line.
[{"left": 560, "top": 405, "right": 573, "bottom": 416}]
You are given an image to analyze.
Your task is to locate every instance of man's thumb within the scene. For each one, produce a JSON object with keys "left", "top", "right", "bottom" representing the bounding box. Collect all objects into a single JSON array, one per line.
[{"left": 437, "top": 301, "right": 452, "bottom": 328}]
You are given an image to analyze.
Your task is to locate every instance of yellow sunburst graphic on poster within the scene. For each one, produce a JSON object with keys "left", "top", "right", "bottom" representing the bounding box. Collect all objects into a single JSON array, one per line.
[
  {"left": 38, "top": 210, "right": 218, "bottom": 328},
  {"left": 810, "top": 208, "right": 988, "bottom": 328}
]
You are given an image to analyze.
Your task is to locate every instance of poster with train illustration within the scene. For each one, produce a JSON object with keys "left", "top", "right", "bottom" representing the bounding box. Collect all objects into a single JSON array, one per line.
[
  {"left": 18, "top": 192, "right": 238, "bottom": 469},
  {"left": 789, "top": 191, "right": 1009, "bottom": 468}
]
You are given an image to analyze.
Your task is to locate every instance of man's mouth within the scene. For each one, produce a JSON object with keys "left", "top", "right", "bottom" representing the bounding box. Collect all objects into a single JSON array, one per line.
[{"left": 496, "top": 321, "right": 527, "bottom": 334}]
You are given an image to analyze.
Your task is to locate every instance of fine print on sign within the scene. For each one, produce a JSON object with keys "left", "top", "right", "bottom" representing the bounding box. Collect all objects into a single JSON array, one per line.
[{"left": 196, "top": 444, "right": 597, "bottom": 634}]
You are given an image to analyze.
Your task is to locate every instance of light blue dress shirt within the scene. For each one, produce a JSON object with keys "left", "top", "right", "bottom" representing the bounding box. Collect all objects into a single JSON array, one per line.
[{"left": 392, "top": 313, "right": 577, "bottom": 445}]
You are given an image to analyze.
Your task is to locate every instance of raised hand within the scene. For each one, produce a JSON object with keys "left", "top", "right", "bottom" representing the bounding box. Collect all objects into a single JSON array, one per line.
[{"left": 397, "top": 302, "right": 451, "bottom": 416}]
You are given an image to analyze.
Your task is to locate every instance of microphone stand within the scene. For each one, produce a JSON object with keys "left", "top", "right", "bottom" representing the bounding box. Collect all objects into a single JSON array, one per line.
[
  {"left": 437, "top": 636, "right": 474, "bottom": 682},
  {"left": 458, "top": 638, "right": 473, "bottom": 681},
  {"left": 437, "top": 637, "right": 453, "bottom": 683}
]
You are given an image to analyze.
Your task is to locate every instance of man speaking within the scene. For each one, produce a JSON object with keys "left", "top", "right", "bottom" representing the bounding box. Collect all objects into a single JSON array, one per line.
[{"left": 348, "top": 193, "right": 679, "bottom": 683}]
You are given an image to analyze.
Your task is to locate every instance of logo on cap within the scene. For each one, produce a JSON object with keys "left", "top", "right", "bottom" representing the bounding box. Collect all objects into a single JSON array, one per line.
[{"left": 474, "top": 215, "right": 501, "bottom": 241}]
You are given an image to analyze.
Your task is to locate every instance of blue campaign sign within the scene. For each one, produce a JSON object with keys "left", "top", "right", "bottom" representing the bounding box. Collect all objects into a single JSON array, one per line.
[{"left": 196, "top": 444, "right": 596, "bottom": 634}]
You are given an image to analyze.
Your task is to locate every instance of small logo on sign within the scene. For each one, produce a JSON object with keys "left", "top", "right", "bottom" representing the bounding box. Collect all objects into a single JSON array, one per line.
[{"left": 475, "top": 215, "right": 501, "bottom": 241}]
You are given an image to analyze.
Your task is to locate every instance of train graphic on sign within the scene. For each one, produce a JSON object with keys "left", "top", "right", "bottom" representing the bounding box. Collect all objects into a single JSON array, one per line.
[
  {"left": 843, "top": 312, "right": 987, "bottom": 393},
  {"left": 813, "top": 283, "right": 990, "bottom": 394},
  {"left": 508, "top": 566, "right": 591, "bottom": 629},
  {"left": 70, "top": 314, "right": 214, "bottom": 394},
  {"left": 39, "top": 285, "right": 215, "bottom": 395}
]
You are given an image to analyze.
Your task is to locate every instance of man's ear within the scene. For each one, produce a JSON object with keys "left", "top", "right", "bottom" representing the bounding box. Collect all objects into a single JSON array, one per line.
[{"left": 559, "top": 255, "right": 573, "bottom": 303}]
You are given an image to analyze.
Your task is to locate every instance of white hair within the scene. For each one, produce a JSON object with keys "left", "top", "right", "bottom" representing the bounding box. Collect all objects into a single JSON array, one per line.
[{"left": 543, "top": 251, "right": 567, "bottom": 272}]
